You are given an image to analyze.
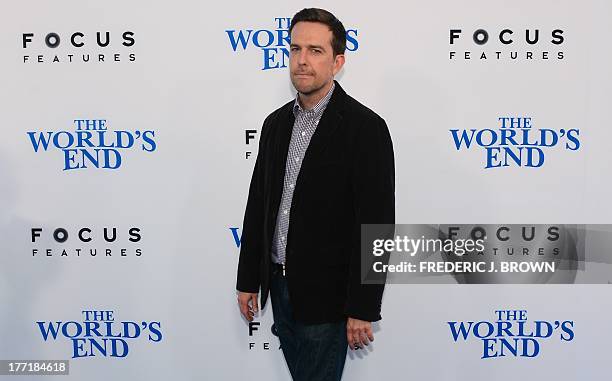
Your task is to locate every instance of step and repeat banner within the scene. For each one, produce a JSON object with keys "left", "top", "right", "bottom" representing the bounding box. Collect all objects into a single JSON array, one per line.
[{"left": 1, "top": 0, "right": 611, "bottom": 379}]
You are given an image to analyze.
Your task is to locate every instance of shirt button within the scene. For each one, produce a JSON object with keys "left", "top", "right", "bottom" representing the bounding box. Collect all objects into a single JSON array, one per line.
[
  {"left": 295, "top": 157, "right": 300, "bottom": 163},
  {"left": 301, "top": 131, "right": 306, "bottom": 136},
  {"left": 283, "top": 209, "right": 288, "bottom": 215},
  {"left": 281, "top": 236, "right": 285, "bottom": 241},
  {"left": 289, "top": 184, "right": 294, "bottom": 189}
]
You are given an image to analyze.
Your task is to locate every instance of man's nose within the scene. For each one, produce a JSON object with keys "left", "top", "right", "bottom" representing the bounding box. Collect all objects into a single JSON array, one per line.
[{"left": 297, "top": 49, "right": 308, "bottom": 65}]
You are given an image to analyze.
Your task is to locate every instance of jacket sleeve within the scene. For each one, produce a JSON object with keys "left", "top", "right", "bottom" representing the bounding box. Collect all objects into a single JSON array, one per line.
[
  {"left": 345, "top": 115, "right": 395, "bottom": 321},
  {"left": 236, "top": 116, "right": 270, "bottom": 293}
]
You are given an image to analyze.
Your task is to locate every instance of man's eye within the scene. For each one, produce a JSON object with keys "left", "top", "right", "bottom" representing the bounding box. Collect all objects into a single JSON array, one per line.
[
  {"left": 291, "top": 47, "right": 299, "bottom": 52},
  {"left": 312, "top": 49, "right": 321, "bottom": 54}
]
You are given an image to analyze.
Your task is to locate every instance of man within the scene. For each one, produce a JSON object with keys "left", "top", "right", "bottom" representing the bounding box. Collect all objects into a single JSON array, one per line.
[{"left": 236, "top": 8, "right": 394, "bottom": 381}]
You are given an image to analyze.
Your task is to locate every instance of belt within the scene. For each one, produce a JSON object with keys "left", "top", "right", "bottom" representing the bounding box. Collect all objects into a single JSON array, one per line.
[{"left": 271, "top": 262, "right": 286, "bottom": 276}]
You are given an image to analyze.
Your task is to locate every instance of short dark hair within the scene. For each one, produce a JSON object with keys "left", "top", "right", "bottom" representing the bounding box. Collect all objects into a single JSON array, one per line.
[{"left": 289, "top": 8, "right": 347, "bottom": 56}]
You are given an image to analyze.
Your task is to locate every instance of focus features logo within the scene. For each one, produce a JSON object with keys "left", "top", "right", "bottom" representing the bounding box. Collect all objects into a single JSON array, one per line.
[
  {"left": 449, "top": 28, "right": 564, "bottom": 61},
  {"left": 30, "top": 227, "right": 143, "bottom": 258},
  {"left": 22, "top": 31, "right": 136, "bottom": 64},
  {"left": 245, "top": 129, "right": 257, "bottom": 160},
  {"left": 246, "top": 321, "right": 280, "bottom": 351}
]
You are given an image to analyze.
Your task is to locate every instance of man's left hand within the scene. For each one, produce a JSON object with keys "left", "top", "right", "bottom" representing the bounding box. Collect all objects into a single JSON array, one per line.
[{"left": 347, "top": 317, "right": 374, "bottom": 350}]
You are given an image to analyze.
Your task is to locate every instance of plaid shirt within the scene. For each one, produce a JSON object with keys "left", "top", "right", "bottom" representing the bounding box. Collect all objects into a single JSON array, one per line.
[{"left": 271, "top": 83, "right": 336, "bottom": 265}]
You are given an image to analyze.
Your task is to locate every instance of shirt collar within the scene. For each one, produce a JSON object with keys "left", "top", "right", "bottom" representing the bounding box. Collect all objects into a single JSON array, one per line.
[{"left": 293, "top": 82, "right": 335, "bottom": 117}]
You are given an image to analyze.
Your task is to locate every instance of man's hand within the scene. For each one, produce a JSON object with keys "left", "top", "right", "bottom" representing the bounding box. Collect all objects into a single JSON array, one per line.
[
  {"left": 347, "top": 317, "right": 374, "bottom": 350},
  {"left": 237, "top": 291, "right": 259, "bottom": 321}
]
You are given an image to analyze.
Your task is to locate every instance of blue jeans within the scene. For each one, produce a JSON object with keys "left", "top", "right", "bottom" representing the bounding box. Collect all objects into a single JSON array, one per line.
[{"left": 270, "top": 268, "right": 348, "bottom": 381}]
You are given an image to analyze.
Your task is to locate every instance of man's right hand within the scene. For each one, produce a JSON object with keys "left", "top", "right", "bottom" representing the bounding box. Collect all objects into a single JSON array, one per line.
[{"left": 237, "top": 291, "right": 259, "bottom": 321}]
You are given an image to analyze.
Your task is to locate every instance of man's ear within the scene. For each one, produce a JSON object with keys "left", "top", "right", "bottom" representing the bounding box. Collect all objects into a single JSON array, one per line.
[{"left": 333, "top": 54, "right": 345, "bottom": 76}]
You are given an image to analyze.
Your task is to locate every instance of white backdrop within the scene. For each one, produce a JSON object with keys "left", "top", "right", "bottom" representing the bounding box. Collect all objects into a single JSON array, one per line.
[{"left": 1, "top": 0, "right": 611, "bottom": 379}]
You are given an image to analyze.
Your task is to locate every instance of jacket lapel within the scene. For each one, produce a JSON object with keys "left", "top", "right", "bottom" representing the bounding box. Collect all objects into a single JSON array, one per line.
[
  {"left": 267, "top": 102, "right": 295, "bottom": 236},
  {"left": 292, "top": 82, "right": 346, "bottom": 199},
  {"left": 267, "top": 82, "right": 347, "bottom": 228}
]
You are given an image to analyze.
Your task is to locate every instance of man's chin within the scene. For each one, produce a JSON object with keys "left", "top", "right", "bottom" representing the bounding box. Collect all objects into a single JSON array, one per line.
[
  {"left": 292, "top": 82, "right": 322, "bottom": 96},
  {"left": 296, "top": 87, "right": 315, "bottom": 96}
]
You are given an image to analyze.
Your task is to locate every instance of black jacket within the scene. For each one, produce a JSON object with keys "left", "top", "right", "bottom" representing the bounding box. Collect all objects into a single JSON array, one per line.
[{"left": 236, "top": 81, "right": 395, "bottom": 324}]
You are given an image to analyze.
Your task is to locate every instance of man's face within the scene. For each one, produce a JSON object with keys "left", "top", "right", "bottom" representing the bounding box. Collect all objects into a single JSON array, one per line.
[{"left": 289, "top": 21, "right": 345, "bottom": 96}]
